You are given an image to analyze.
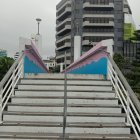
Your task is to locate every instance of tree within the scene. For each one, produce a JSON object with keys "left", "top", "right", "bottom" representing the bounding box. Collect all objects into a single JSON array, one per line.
[
  {"left": 130, "top": 30, "right": 140, "bottom": 42},
  {"left": 0, "top": 57, "right": 14, "bottom": 81},
  {"left": 113, "top": 53, "right": 127, "bottom": 72},
  {"left": 51, "top": 65, "right": 60, "bottom": 73},
  {"left": 113, "top": 53, "right": 140, "bottom": 99},
  {"left": 126, "top": 48, "right": 140, "bottom": 98},
  {"left": 126, "top": 29, "right": 140, "bottom": 99}
]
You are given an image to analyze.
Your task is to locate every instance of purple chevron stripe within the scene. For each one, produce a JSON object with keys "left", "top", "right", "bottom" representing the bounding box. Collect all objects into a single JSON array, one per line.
[
  {"left": 24, "top": 42, "right": 48, "bottom": 72},
  {"left": 68, "top": 52, "right": 107, "bottom": 72},
  {"left": 64, "top": 42, "right": 107, "bottom": 73}
]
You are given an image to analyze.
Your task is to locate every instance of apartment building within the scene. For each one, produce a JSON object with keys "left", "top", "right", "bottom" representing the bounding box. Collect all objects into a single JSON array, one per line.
[{"left": 56, "top": 0, "right": 131, "bottom": 66}]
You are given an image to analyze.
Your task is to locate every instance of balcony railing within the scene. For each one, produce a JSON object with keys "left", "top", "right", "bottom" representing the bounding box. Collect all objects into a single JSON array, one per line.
[
  {"left": 56, "top": 35, "right": 71, "bottom": 44},
  {"left": 57, "top": 25, "right": 71, "bottom": 36},
  {"left": 83, "top": 2, "right": 114, "bottom": 8},
  {"left": 83, "top": 21, "right": 114, "bottom": 27},
  {"left": 57, "top": 7, "right": 72, "bottom": 21},
  {"left": 56, "top": 42, "right": 71, "bottom": 51},
  {"left": 83, "top": 32, "right": 114, "bottom": 37},
  {"left": 56, "top": 18, "right": 71, "bottom": 28}
]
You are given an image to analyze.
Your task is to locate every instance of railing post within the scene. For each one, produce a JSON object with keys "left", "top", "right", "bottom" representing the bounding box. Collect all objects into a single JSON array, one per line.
[
  {"left": 21, "top": 55, "right": 24, "bottom": 78},
  {"left": 114, "top": 72, "right": 118, "bottom": 98},
  {"left": 0, "top": 88, "right": 3, "bottom": 123},
  {"left": 12, "top": 69, "right": 15, "bottom": 96},
  {"left": 126, "top": 93, "right": 130, "bottom": 125},
  {"left": 63, "top": 51, "right": 67, "bottom": 140},
  {"left": 107, "top": 58, "right": 111, "bottom": 80}
]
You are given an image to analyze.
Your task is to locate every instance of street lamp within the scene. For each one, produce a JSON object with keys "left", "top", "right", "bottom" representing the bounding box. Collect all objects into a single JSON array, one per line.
[{"left": 36, "top": 18, "right": 42, "bottom": 35}]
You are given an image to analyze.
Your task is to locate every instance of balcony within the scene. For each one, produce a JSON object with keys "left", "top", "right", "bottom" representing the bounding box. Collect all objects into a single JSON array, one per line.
[
  {"left": 56, "top": 35, "right": 71, "bottom": 44},
  {"left": 83, "top": 32, "right": 114, "bottom": 37},
  {"left": 56, "top": 42, "right": 71, "bottom": 51},
  {"left": 57, "top": 7, "right": 72, "bottom": 21},
  {"left": 83, "top": 21, "right": 114, "bottom": 27},
  {"left": 83, "top": 2, "right": 114, "bottom": 9},
  {"left": 57, "top": 0, "right": 71, "bottom": 11},
  {"left": 82, "top": 40, "right": 97, "bottom": 46},
  {"left": 57, "top": 24, "right": 71, "bottom": 36},
  {"left": 57, "top": 18, "right": 71, "bottom": 28},
  {"left": 83, "top": 14, "right": 114, "bottom": 18},
  {"left": 57, "top": 60, "right": 71, "bottom": 65},
  {"left": 56, "top": 52, "right": 71, "bottom": 59}
]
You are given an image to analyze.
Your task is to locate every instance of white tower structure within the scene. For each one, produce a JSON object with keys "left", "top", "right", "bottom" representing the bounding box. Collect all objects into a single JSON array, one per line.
[
  {"left": 31, "top": 18, "right": 42, "bottom": 55},
  {"left": 74, "top": 22, "right": 81, "bottom": 62}
]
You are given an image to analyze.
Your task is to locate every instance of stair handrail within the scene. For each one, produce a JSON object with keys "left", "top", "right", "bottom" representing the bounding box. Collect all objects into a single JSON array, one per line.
[
  {"left": 107, "top": 54, "right": 140, "bottom": 139},
  {"left": 0, "top": 52, "right": 24, "bottom": 123},
  {"left": 108, "top": 55, "right": 140, "bottom": 113},
  {"left": 0, "top": 52, "right": 24, "bottom": 89},
  {"left": 63, "top": 51, "right": 68, "bottom": 140}
]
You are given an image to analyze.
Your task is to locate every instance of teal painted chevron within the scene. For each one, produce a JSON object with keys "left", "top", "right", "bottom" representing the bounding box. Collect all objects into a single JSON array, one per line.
[{"left": 68, "top": 57, "right": 107, "bottom": 75}]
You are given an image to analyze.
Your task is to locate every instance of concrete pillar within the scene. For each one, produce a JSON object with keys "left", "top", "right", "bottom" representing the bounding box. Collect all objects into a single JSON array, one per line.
[
  {"left": 101, "top": 39, "right": 114, "bottom": 80},
  {"left": 74, "top": 36, "right": 81, "bottom": 62},
  {"left": 60, "top": 63, "right": 63, "bottom": 72},
  {"left": 102, "top": 39, "right": 114, "bottom": 57}
]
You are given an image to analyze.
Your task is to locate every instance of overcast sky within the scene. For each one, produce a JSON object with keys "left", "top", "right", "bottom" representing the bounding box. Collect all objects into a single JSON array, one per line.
[{"left": 0, "top": 0, "right": 140, "bottom": 58}]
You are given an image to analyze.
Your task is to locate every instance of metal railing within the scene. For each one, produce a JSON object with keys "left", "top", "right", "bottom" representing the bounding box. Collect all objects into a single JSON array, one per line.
[
  {"left": 63, "top": 51, "right": 68, "bottom": 139},
  {"left": 0, "top": 42, "right": 48, "bottom": 124},
  {"left": 0, "top": 53, "right": 24, "bottom": 123},
  {"left": 107, "top": 54, "right": 140, "bottom": 140}
]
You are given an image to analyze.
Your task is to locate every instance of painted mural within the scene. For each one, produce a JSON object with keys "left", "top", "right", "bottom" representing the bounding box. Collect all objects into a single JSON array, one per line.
[
  {"left": 64, "top": 42, "right": 108, "bottom": 75},
  {"left": 24, "top": 42, "right": 48, "bottom": 74}
]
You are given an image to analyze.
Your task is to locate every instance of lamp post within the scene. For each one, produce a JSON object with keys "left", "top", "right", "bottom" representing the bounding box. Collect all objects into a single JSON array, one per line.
[{"left": 36, "top": 18, "right": 42, "bottom": 35}]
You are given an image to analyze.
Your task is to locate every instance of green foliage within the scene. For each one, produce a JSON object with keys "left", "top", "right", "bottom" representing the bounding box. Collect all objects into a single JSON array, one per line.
[
  {"left": 0, "top": 57, "right": 14, "bottom": 81},
  {"left": 113, "top": 53, "right": 126, "bottom": 71},
  {"left": 113, "top": 53, "right": 140, "bottom": 99},
  {"left": 126, "top": 48, "right": 140, "bottom": 95},
  {"left": 130, "top": 30, "right": 140, "bottom": 41},
  {"left": 128, "top": 30, "right": 140, "bottom": 96},
  {"left": 50, "top": 65, "right": 60, "bottom": 73},
  {"left": 124, "top": 23, "right": 136, "bottom": 41}
]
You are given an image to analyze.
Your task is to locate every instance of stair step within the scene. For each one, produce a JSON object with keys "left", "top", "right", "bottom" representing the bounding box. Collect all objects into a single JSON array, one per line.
[
  {"left": 11, "top": 96, "right": 118, "bottom": 105},
  {"left": 14, "top": 90, "right": 116, "bottom": 98},
  {"left": 0, "top": 126, "right": 130, "bottom": 135},
  {"left": 20, "top": 79, "right": 111, "bottom": 86},
  {"left": 11, "top": 96, "right": 118, "bottom": 100},
  {"left": 0, "top": 122, "right": 130, "bottom": 134},
  {"left": 25, "top": 73, "right": 105, "bottom": 80},
  {"left": 3, "top": 111, "right": 126, "bottom": 123},
  {"left": 7, "top": 103, "right": 122, "bottom": 108},
  {"left": 2, "top": 121, "right": 130, "bottom": 128},
  {"left": 3, "top": 111, "right": 126, "bottom": 117},
  {"left": 0, "top": 132, "right": 136, "bottom": 140},
  {"left": 2, "top": 121, "right": 63, "bottom": 127},
  {"left": 68, "top": 133, "right": 137, "bottom": 140},
  {"left": 8, "top": 103, "right": 122, "bottom": 113},
  {"left": 17, "top": 84, "right": 112, "bottom": 91}
]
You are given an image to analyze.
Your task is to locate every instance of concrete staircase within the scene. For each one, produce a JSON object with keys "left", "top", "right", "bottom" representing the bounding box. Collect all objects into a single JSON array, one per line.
[{"left": 0, "top": 74, "right": 136, "bottom": 139}]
